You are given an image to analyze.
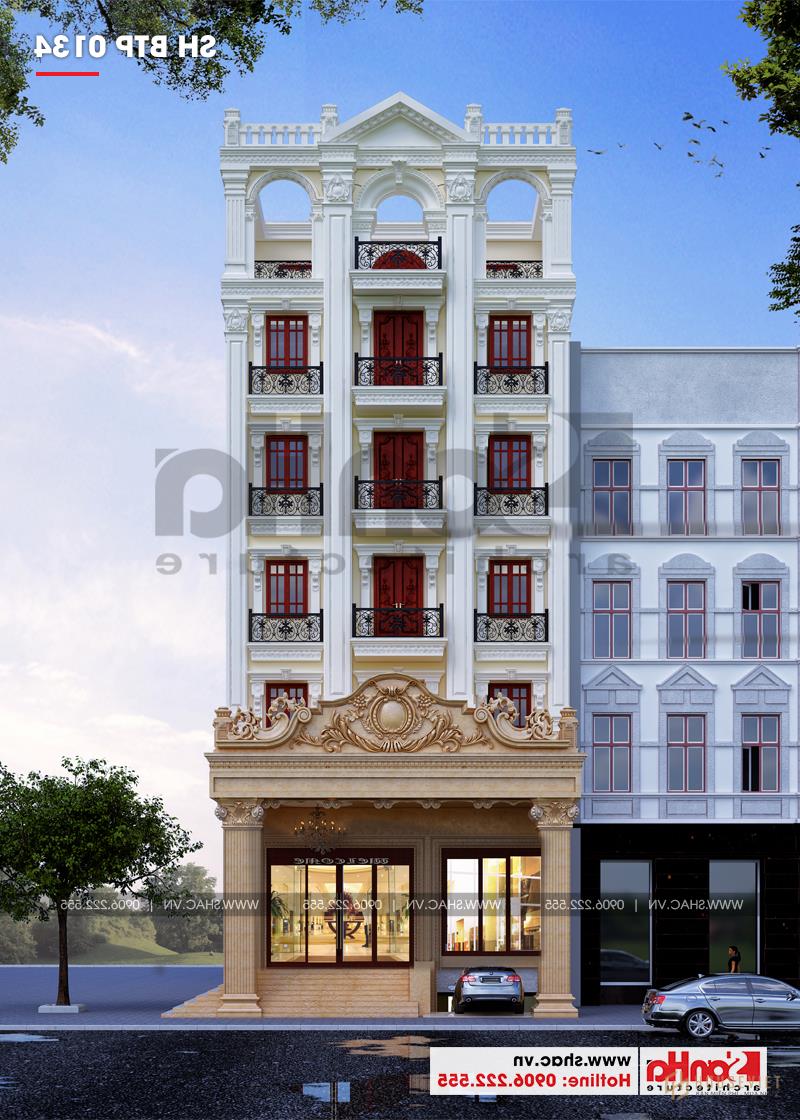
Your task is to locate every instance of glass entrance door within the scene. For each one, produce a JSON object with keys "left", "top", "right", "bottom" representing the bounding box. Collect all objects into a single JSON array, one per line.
[{"left": 268, "top": 852, "right": 412, "bottom": 965}]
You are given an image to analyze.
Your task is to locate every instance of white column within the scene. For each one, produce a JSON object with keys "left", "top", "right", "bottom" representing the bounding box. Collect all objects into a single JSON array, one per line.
[
  {"left": 473, "top": 204, "right": 487, "bottom": 280},
  {"left": 358, "top": 430, "right": 371, "bottom": 478},
  {"left": 549, "top": 165, "right": 575, "bottom": 280},
  {"left": 533, "top": 432, "right": 546, "bottom": 488},
  {"left": 250, "top": 555, "right": 264, "bottom": 613},
  {"left": 358, "top": 553, "right": 373, "bottom": 608},
  {"left": 444, "top": 173, "right": 477, "bottom": 703},
  {"left": 224, "top": 305, "right": 249, "bottom": 708},
  {"left": 425, "top": 429, "right": 439, "bottom": 480},
  {"left": 309, "top": 431, "right": 322, "bottom": 489},
  {"left": 476, "top": 313, "right": 489, "bottom": 366},
  {"left": 308, "top": 556, "right": 322, "bottom": 613},
  {"left": 321, "top": 169, "right": 355, "bottom": 698},
  {"left": 311, "top": 204, "right": 323, "bottom": 278},
  {"left": 245, "top": 201, "right": 256, "bottom": 278},
  {"left": 424, "top": 553, "right": 439, "bottom": 609},
  {"left": 533, "top": 557, "right": 546, "bottom": 614},
  {"left": 309, "top": 313, "right": 321, "bottom": 366},
  {"left": 424, "top": 308, "right": 439, "bottom": 358},
  {"left": 252, "top": 312, "right": 264, "bottom": 367},
  {"left": 250, "top": 431, "right": 264, "bottom": 488},
  {"left": 476, "top": 555, "right": 489, "bottom": 612},
  {"left": 533, "top": 313, "right": 546, "bottom": 367},
  {"left": 222, "top": 171, "right": 248, "bottom": 278},
  {"left": 358, "top": 308, "right": 373, "bottom": 357},
  {"left": 548, "top": 308, "right": 573, "bottom": 714},
  {"left": 475, "top": 431, "right": 489, "bottom": 488}
]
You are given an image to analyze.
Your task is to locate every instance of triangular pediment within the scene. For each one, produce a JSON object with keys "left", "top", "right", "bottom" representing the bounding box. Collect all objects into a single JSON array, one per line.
[
  {"left": 733, "top": 666, "right": 789, "bottom": 691},
  {"left": 585, "top": 666, "right": 641, "bottom": 691},
  {"left": 324, "top": 92, "right": 470, "bottom": 148},
  {"left": 658, "top": 665, "right": 715, "bottom": 691}
]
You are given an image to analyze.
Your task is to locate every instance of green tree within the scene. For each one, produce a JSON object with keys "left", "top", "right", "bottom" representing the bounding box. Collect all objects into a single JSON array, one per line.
[
  {"left": 0, "top": 757, "right": 200, "bottom": 1005},
  {"left": 724, "top": 0, "right": 800, "bottom": 317},
  {"left": 151, "top": 862, "right": 222, "bottom": 954},
  {"left": 0, "top": 1, "right": 422, "bottom": 163},
  {"left": 0, "top": 912, "right": 37, "bottom": 963}
]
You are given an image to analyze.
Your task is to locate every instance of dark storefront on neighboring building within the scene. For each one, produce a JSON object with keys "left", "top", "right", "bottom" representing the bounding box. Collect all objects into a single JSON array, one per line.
[{"left": 580, "top": 824, "right": 800, "bottom": 1004}]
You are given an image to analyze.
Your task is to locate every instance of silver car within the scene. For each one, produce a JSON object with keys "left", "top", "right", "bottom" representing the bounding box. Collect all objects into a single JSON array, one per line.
[
  {"left": 642, "top": 973, "right": 800, "bottom": 1039},
  {"left": 452, "top": 967, "right": 525, "bottom": 1014}
]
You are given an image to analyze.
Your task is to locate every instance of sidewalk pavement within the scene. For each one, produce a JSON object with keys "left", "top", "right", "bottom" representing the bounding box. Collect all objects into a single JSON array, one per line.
[{"left": 0, "top": 966, "right": 645, "bottom": 1031}]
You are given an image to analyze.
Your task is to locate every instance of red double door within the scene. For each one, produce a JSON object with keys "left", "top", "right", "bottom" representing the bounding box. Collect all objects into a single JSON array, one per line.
[
  {"left": 373, "top": 431, "right": 423, "bottom": 509},
  {"left": 374, "top": 311, "right": 424, "bottom": 385},
  {"left": 373, "top": 556, "right": 423, "bottom": 636}
]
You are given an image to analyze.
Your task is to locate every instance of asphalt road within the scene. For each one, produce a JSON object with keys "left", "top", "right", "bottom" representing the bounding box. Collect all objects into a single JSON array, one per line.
[{"left": 1, "top": 1029, "right": 798, "bottom": 1119}]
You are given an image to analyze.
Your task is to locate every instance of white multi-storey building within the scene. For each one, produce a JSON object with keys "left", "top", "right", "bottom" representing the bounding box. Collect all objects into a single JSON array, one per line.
[
  {"left": 573, "top": 347, "right": 800, "bottom": 1003},
  {"left": 178, "top": 94, "right": 585, "bottom": 1021}
]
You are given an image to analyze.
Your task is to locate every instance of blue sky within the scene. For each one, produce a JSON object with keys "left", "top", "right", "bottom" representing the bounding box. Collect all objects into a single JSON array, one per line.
[{"left": 0, "top": 0, "right": 796, "bottom": 880}]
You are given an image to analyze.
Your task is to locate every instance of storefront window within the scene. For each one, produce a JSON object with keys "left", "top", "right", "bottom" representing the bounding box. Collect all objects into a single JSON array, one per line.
[
  {"left": 709, "top": 860, "right": 758, "bottom": 975},
  {"left": 376, "top": 864, "right": 411, "bottom": 963},
  {"left": 600, "top": 860, "right": 651, "bottom": 984},
  {"left": 444, "top": 852, "right": 540, "bottom": 954},
  {"left": 270, "top": 864, "right": 306, "bottom": 963}
]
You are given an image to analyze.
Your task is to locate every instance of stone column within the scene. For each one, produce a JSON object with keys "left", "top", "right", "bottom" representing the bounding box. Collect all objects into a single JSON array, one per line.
[
  {"left": 530, "top": 798, "right": 579, "bottom": 1019},
  {"left": 216, "top": 799, "right": 265, "bottom": 1017},
  {"left": 223, "top": 305, "right": 249, "bottom": 708}
]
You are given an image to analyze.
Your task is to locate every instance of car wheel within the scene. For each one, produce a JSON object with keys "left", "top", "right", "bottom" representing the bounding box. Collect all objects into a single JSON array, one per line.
[{"left": 681, "top": 1009, "right": 717, "bottom": 1040}]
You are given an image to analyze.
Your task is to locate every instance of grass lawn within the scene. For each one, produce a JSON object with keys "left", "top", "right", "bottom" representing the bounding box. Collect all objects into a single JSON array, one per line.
[{"left": 42, "top": 934, "right": 223, "bottom": 966}]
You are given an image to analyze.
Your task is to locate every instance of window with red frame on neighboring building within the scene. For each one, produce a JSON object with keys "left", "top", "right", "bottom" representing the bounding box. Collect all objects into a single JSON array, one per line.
[
  {"left": 742, "top": 459, "right": 780, "bottom": 534},
  {"left": 592, "top": 714, "right": 631, "bottom": 793},
  {"left": 742, "top": 581, "right": 780, "bottom": 658},
  {"left": 592, "top": 459, "right": 631, "bottom": 534},
  {"left": 667, "top": 714, "right": 705, "bottom": 793},
  {"left": 667, "top": 459, "right": 706, "bottom": 534},
  {"left": 592, "top": 581, "right": 631, "bottom": 659},
  {"left": 667, "top": 581, "right": 706, "bottom": 659},
  {"left": 742, "top": 714, "right": 779, "bottom": 792}
]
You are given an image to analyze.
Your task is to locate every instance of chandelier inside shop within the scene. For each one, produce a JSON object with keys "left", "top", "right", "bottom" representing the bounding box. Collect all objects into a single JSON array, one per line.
[{"left": 293, "top": 806, "right": 346, "bottom": 854}]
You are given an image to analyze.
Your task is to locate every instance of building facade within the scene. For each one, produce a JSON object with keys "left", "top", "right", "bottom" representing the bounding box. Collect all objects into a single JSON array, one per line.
[
  {"left": 573, "top": 347, "right": 800, "bottom": 1003},
  {"left": 171, "top": 94, "right": 585, "bottom": 1020}
]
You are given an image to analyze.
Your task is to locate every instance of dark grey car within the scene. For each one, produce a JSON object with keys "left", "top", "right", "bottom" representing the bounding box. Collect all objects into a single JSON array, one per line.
[
  {"left": 642, "top": 973, "right": 800, "bottom": 1039},
  {"left": 452, "top": 967, "right": 525, "bottom": 1014}
]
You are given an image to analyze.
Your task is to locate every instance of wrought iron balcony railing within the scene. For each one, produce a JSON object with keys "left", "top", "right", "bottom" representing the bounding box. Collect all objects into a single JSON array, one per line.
[
  {"left": 254, "top": 260, "right": 312, "bottom": 279},
  {"left": 474, "top": 362, "right": 548, "bottom": 396},
  {"left": 354, "top": 237, "right": 442, "bottom": 270},
  {"left": 249, "top": 485, "right": 323, "bottom": 517},
  {"left": 354, "top": 354, "right": 443, "bottom": 387},
  {"left": 249, "top": 610, "right": 323, "bottom": 642},
  {"left": 474, "top": 610, "right": 548, "bottom": 643},
  {"left": 354, "top": 477, "right": 443, "bottom": 510},
  {"left": 249, "top": 362, "right": 323, "bottom": 395},
  {"left": 474, "top": 485, "right": 548, "bottom": 517},
  {"left": 352, "top": 604, "right": 444, "bottom": 638},
  {"left": 485, "top": 260, "right": 543, "bottom": 279}
]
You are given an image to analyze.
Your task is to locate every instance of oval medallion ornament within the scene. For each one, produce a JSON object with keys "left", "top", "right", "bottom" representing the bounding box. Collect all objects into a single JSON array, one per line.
[{"left": 375, "top": 698, "right": 408, "bottom": 733}]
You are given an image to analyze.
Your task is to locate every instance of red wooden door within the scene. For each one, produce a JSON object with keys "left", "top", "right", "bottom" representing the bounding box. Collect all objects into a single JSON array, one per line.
[
  {"left": 373, "top": 432, "right": 423, "bottom": 508},
  {"left": 373, "top": 556, "right": 423, "bottom": 636},
  {"left": 374, "top": 311, "right": 424, "bottom": 385}
]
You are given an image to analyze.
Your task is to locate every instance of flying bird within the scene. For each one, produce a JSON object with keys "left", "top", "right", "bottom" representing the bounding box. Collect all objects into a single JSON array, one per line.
[
  {"left": 715, "top": 171, "right": 724, "bottom": 178},
  {"left": 689, "top": 138, "right": 701, "bottom": 145},
  {"left": 587, "top": 149, "right": 606, "bottom": 155},
  {"left": 682, "top": 112, "right": 694, "bottom": 121},
  {"left": 706, "top": 124, "right": 717, "bottom": 132},
  {"left": 617, "top": 142, "right": 626, "bottom": 148},
  {"left": 691, "top": 120, "right": 707, "bottom": 129},
  {"left": 721, "top": 119, "right": 730, "bottom": 125},
  {"left": 653, "top": 141, "right": 664, "bottom": 150}
]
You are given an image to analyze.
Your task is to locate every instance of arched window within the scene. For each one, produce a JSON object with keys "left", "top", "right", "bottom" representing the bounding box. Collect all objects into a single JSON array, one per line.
[
  {"left": 258, "top": 179, "right": 312, "bottom": 221},
  {"left": 376, "top": 193, "right": 424, "bottom": 223},
  {"left": 485, "top": 179, "right": 538, "bottom": 223},
  {"left": 256, "top": 178, "right": 313, "bottom": 279}
]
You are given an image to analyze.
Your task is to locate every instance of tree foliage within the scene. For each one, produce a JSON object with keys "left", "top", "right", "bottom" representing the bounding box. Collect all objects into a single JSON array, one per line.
[
  {"left": 0, "top": 756, "right": 199, "bottom": 1002},
  {"left": 0, "top": 1, "right": 423, "bottom": 162},
  {"left": 151, "top": 862, "right": 222, "bottom": 954}
]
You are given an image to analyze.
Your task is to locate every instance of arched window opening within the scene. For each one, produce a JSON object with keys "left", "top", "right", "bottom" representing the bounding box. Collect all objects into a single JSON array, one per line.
[
  {"left": 376, "top": 193, "right": 425, "bottom": 224},
  {"left": 484, "top": 179, "right": 542, "bottom": 280},
  {"left": 255, "top": 179, "right": 313, "bottom": 279}
]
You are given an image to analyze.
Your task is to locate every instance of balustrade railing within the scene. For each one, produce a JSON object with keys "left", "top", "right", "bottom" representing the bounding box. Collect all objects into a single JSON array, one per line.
[
  {"left": 474, "top": 610, "right": 548, "bottom": 643},
  {"left": 353, "top": 605, "right": 444, "bottom": 638},
  {"left": 254, "top": 260, "right": 312, "bottom": 279},
  {"left": 354, "top": 238, "right": 442, "bottom": 270},
  {"left": 485, "top": 260, "right": 543, "bottom": 279},
  {"left": 474, "top": 362, "right": 548, "bottom": 396},
  {"left": 355, "top": 478, "right": 443, "bottom": 510},
  {"left": 474, "top": 485, "right": 548, "bottom": 517},
  {"left": 249, "top": 362, "right": 323, "bottom": 395},
  {"left": 249, "top": 486, "right": 323, "bottom": 517},
  {"left": 354, "top": 354, "right": 443, "bottom": 387},
  {"left": 249, "top": 611, "right": 323, "bottom": 642}
]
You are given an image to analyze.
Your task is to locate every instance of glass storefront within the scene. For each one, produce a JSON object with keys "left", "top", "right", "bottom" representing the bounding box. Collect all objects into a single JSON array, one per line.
[
  {"left": 709, "top": 859, "right": 758, "bottom": 975},
  {"left": 268, "top": 851, "right": 412, "bottom": 965},
  {"left": 444, "top": 851, "right": 541, "bottom": 954},
  {"left": 600, "top": 860, "right": 651, "bottom": 984}
]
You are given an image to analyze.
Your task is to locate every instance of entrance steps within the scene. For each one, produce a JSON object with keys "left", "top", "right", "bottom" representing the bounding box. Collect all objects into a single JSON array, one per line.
[{"left": 163, "top": 968, "right": 419, "bottom": 1019}]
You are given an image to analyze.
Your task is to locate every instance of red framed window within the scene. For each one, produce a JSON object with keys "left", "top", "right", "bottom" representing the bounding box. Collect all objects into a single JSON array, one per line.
[
  {"left": 488, "top": 682, "right": 532, "bottom": 729},
  {"left": 667, "top": 714, "right": 705, "bottom": 793},
  {"left": 592, "top": 582, "right": 631, "bottom": 659},
  {"left": 593, "top": 714, "right": 631, "bottom": 792},
  {"left": 265, "top": 682, "right": 308, "bottom": 722},
  {"left": 488, "top": 435, "right": 530, "bottom": 490},
  {"left": 742, "top": 459, "right": 780, "bottom": 534},
  {"left": 489, "top": 316, "right": 531, "bottom": 368},
  {"left": 667, "top": 459, "right": 706, "bottom": 534},
  {"left": 742, "top": 581, "right": 780, "bottom": 658},
  {"left": 592, "top": 459, "right": 631, "bottom": 534},
  {"left": 266, "top": 316, "right": 307, "bottom": 368},
  {"left": 265, "top": 559, "right": 307, "bottom": 615},
  {"left": 742, "top": 714, "right": 780, "bottom": 792},
  {"left": 265, "top": 436, "right": 307, "bottom": 491},
  {"left": 489, "top": 559, "right": 530, "bottom": 615},
  {"left": 667, "top": 581, "right": 706, "bottom": 659}
]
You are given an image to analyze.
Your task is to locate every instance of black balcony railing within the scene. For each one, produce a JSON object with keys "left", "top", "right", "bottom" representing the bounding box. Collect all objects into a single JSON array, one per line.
[
  {"left": 249, "top": 610, "right": 323, "bottom": 642},
  {"left": 353, "top": 604, "right": 444, "bottom": 638},
  {"left": 474, "top": 485, "right": 548, "bottom": 517},
  {"left": 485, "top": 260, "right": 543, "bottom": 279},
  {"left": 249, "top": 362, "right": 323, "bottom": 395},
  {"left": 355, "top": 477, "right": 443, "bottom": 510},
  {"left": 254, "top": 260, "right": 312, "bottom": 279},
  {"left": 354, "top": 237, "right": 442, "bottom": 270},
  {"left": 474, "top": 610, "right": 548, "bottom": 643},
  {"left": 474, "top": 362, "right": 548, "bottom": 396},
  {"left": 354, "top": 354, "right": 443, "bottom": 387},
  {"left": 249, "top": 485, "right": 323, "bottom": 517}
]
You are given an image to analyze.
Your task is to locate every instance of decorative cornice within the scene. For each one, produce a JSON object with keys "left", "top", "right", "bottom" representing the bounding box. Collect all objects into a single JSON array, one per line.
[
  {"left": 529, "top": 799, "right": 580, "bottom": 827},
  {"left": 214, "top": 799, "right": 265, "bottom": 826}
]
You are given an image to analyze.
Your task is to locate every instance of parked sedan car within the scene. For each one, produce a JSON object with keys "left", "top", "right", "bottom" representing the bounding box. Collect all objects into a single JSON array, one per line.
[
  {"left": 643, "top": 973, "right": 800, "bottom": 1039},
  {"left": 452, "top": 967, "right": 525, "bottom": 1014}
]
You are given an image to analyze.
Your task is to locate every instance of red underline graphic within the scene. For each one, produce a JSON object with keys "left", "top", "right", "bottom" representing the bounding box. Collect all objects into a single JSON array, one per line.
[{"left": 36, "top": 71, "right": 100, "bottom": 77}]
